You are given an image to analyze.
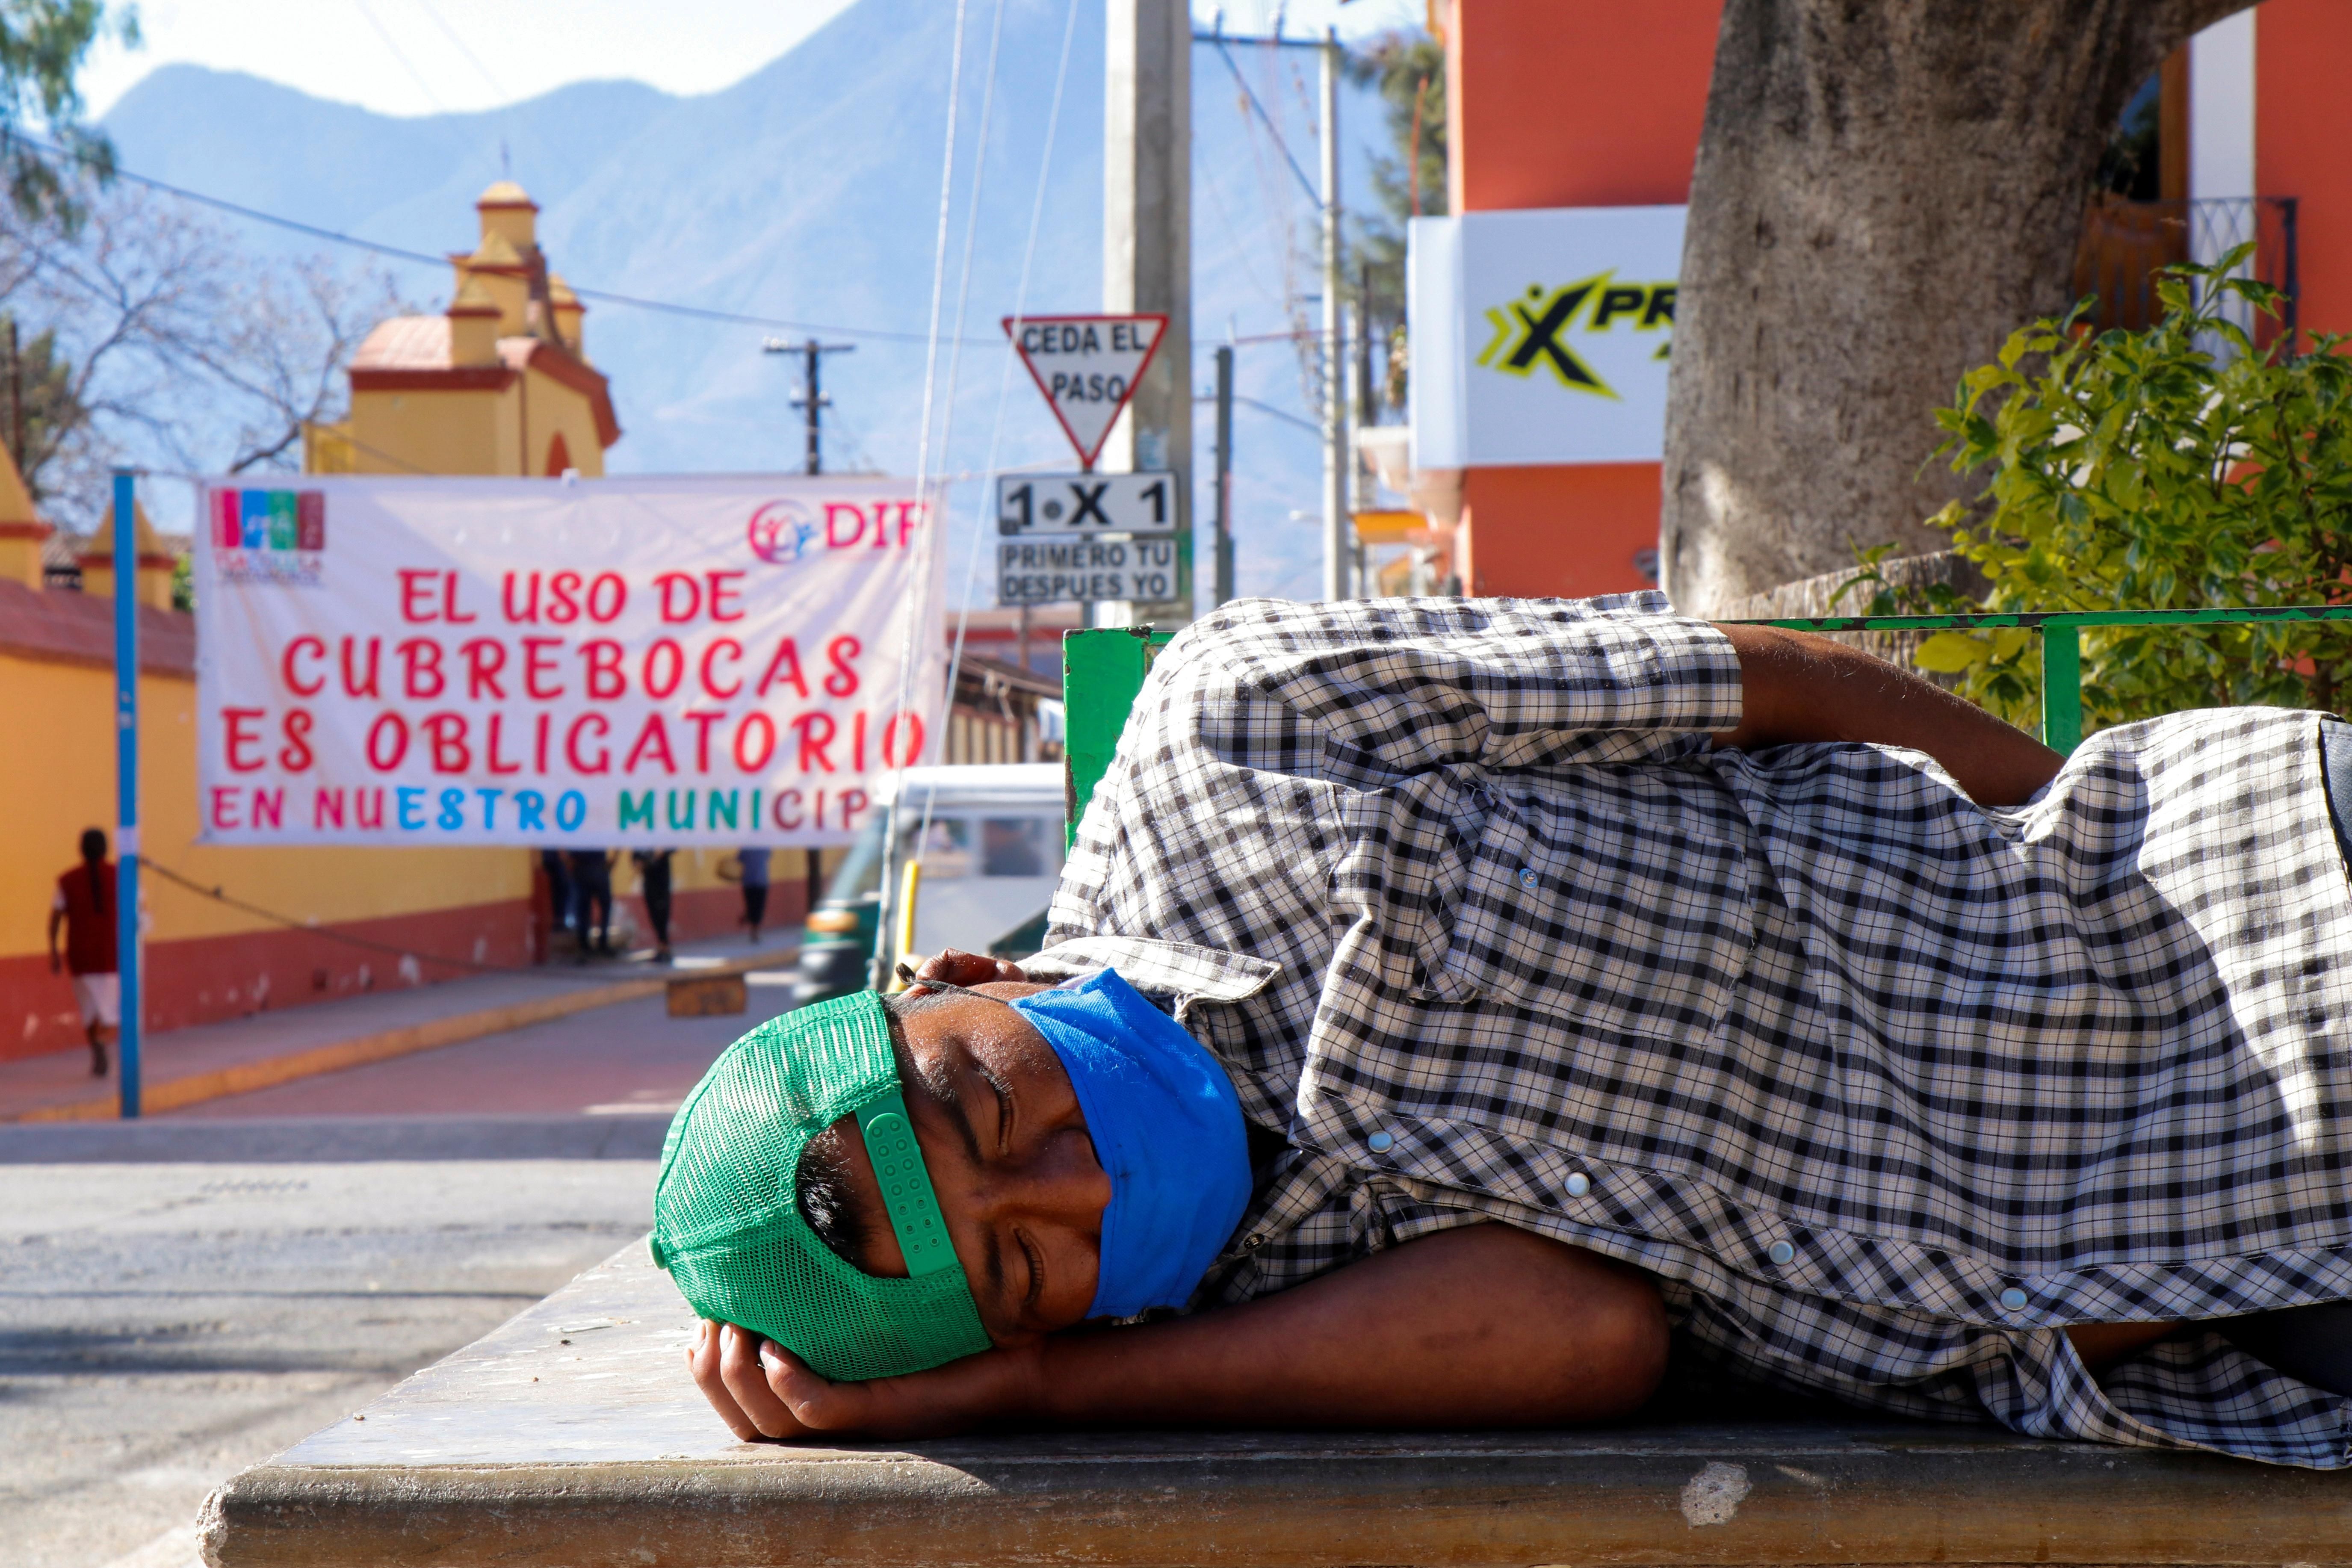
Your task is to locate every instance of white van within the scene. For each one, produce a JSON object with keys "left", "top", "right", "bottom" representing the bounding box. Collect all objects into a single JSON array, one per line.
[{"left": 790, "top": 764, "right": 1066, "bottom": 1008}]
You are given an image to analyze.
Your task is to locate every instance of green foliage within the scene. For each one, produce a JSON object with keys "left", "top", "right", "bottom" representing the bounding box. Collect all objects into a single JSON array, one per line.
[
  {"left": 1, "top": 312, "right": 89, "bottom": 499},
  {"left": 168, "top": 549, "right": 189, "bottom": 612},
  {"left": 0, "top": 0, "right": 136, "bottom": 225},
  {"left": 1344, "top": 30, "right": 1445, "bottom": 372},
  {"left": 1846, "top": 248, "right": 2352, "bottom": 734}
]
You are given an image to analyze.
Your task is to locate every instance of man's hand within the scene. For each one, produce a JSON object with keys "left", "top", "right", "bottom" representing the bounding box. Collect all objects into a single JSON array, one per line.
[
  {"left": 1711, "top": 623, "right": 2065, "bottom": 806},
  {"left": 686, "top": 1319, "right": 1041, "bottom": 1441}
]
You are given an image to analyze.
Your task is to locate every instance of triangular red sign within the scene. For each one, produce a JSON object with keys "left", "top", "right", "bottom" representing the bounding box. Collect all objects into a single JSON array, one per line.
[{"left": 1003, "top": 314, "right": 1169, "bottom": 471}]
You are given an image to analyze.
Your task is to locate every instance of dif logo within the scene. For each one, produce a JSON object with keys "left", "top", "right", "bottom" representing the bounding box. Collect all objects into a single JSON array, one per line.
[
  {"left": 212, "top": 488, "right": 325, "bottom": 552},
  {"left": 747, "top": 497, "right": 925, "bottom": 564}
]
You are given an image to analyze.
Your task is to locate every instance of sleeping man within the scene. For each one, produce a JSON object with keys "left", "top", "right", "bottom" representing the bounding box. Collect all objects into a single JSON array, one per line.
[{"left": 658, "top": 594, "right": 2352, "bottom": 1468}]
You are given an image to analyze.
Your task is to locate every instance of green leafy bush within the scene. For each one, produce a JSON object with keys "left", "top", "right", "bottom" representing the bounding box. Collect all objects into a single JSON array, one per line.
[{"left": 1846, "top": 249, "right": 2352, "bottom": 734}]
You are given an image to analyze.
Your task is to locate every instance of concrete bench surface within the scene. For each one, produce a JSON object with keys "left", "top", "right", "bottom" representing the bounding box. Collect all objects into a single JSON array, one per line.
[{"left": 201, "top": 1244, "right": 2352, "bottom": 1568}]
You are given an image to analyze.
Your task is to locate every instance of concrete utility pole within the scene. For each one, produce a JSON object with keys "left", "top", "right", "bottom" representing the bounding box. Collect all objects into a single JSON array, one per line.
[
  {"left": 1320, "top": 28, "right": 1349, "bottom": 602},
  {"left": 1212, "top": 342, "right": 1235, "bottom": 605},
  {"left": 1100, "top": 0, "right": 1192, "bottom": 629},
  {"left": 762, "top": 337, "right": 854, "bottom": 475}
]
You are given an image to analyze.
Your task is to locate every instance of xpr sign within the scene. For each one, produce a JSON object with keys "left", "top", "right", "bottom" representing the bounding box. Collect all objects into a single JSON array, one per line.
[
  {"left": 1480, "top": 274, "right": 1675, "bottom": 397},
  {"left": 996, "top": 472, "right": 1176, "bottom": 537},
  {"left": 1003, "top": 314, "right": 1168, "bottom": 470}
]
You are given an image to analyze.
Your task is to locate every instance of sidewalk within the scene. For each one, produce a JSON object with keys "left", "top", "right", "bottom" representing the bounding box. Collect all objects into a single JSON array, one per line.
[{"left": 0, "top": 935, "right": 798, "bottom": 1124}]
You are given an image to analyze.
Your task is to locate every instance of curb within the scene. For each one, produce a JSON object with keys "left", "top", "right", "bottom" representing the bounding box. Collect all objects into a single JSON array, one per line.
[{"left": 8, "top": 953, "right": 797, "bottom": 1124}]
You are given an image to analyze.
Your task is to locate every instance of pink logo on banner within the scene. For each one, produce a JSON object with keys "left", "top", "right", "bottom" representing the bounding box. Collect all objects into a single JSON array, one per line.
[{"left": 747, "top": 499, "right": 817, "bottom": 564}]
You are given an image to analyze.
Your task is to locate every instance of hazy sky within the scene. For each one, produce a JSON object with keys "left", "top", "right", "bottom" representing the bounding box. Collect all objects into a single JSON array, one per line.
[{"left": 82, "top": 0, "right": 1427, "bottom": 121}]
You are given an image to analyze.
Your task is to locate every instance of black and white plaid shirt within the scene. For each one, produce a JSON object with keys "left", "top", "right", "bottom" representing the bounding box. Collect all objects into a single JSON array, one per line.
[{"left": 1031, "top": 594, "right": 2352, "bottom": 1468}]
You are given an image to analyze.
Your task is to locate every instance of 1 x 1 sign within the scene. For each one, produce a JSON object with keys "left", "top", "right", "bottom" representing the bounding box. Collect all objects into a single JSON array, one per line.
[
  {"left": 998, "top": 537, "right": 1179, "bottom": 605},
  {"left": 997, "top": 472, "right": 1177, "bottom": 536},
  {"left": 1004, "top": 315, "right": 1168, "bottom": 470}
]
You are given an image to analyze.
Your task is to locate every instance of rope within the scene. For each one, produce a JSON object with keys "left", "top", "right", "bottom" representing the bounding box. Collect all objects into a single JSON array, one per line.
[{"left": 873, "top": 0, "right": 975, "bottom": 987}]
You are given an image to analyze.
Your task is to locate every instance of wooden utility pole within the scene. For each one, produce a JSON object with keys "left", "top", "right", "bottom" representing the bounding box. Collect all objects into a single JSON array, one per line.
[
  {"left": 763, "top": 337, "right": 854, "bottom": 475},
  {"left": 1100, "top": 0, "right": 1193, "bottom": 628}
]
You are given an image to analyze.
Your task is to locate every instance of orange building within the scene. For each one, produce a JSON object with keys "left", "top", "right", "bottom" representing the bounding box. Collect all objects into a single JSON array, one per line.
[
  {"left": 305, "top": 182, "right": 619, "bottom": 478},
  {"left": 1423, "top": 0, "right": 2352, "bottom": 600}
]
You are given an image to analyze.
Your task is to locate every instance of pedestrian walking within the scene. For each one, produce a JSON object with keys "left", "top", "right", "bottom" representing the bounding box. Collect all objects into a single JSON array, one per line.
[
  {"left": 736, "top": 848, "right": 771, "bottom": 944},
  {"left": 47, "top": 828, "right": 118, "bottom": 1076},
  {"left": 568, "top": 849, "right": 614, "bottom": 958},
  {"left": 632, "top": 849, "right": 676, "bottom": 963},
  {"left": 538, "top": 847, "right": 576, "bottom": 951}
]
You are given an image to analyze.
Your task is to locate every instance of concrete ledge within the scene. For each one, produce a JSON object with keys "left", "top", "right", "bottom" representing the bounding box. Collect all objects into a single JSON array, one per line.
[
  {"left": 200, "top": 1244, "right": 2352, "bottom": 1568},
  {"left": 12, "top": 952, "right": 793, "bottom": 1124}
]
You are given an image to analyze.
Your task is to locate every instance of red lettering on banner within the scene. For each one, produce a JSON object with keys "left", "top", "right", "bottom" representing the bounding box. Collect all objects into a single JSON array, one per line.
[
  {"left": 461, "top": 638, "right": 507, "bottom": 700},
  {"left": 824, "top": 635, "right": 861, "bottom": 697},
  {"left": 644, "top": 638, "right": 685, "bottom": 699},
  {"left": 566, "top": 714, "right": 610, "bottom": 773},
  {"left": 397, "top": 638, "right": 446, "bottom": 699},
  {"left": 755, "top": 638, "right": 809, "bottom": 699},
  {"left": 655, "top": 572, "right": 700, "bottom": 622},
  {"left": 706, "top": 571, "right": 745, "bottom": 621},
  {"left": 442, "top": 573, "right": 476, "bottom": 624},
  {"left": 700, "top": 638, "right": 743, "bottom": 699},
  {"left": 210, "top": 787, "right": 241, "bottom": 830},
  {"left": 881, "top": 712, "right": 924, "bottom": 768},
  {"left": 824, "top": 502, "right": 866, "bottom": 548},
  {"left": 853, "top": 709, "right": 867, "bottom": 771},
  {"left": 502, "top": 571, "right": 540, "bottom": 623},
  {"left": 534, "top": 713, "right": 552, "bottom": 773},
  {"left": 366, "top": 713, "right": 410, "bottom": 771},
  {"left": 341, "top": 637, "right": 382, "bottom": 698},
  {"left": 773, "top": 788, "right": 804, "bottom": 829},
  {"left": 580, "top": 640, "right": 626, "bottom": 700},
  {"left": 279, "top": 709, "right": 315, "bottom": 772},
  {"left": 523, "top": 637, "right": 564, "bottom": 699},
  {"left": 314, "top": 788, "right": 344, "bottom": 830},
  {"left": 223, "top": 707, "right": 267, "bottom": 772},
  {"left": 356, "top": 788, "right": 387, "bottom": 830},
  {"left": 793, "top": 712, "right": 837, "bottom": 773},
  {"left": 283, "top": 636, "right": 325, "bottom": 697},
  {"left": 424, "top": 713, "right": 471, "bottom": 772},
  {"left": 586, "top": 573, "right": 627, "bottom": 623},
  {"left": 841, "top": 788, "right": 871, "bottom": 830},
  {"left": 398, "top": 569, "right": 439, "bottom": 622},
  {"left": 683, "top": 709, "right": 724, "bottom": 772},
  {"left": 486, "top": 715, "right": 522, "bottom": 776},
  {"left": 735, "top": 712, "right": 776, "bottom": 772},
  {"left": 547, "top": 571, "right": 582, "bottom": 624},
  {"left": 251, "top": 789, "right": 284, "bottom": 830},
  {"left": 624, "top": 713, "right": 677, "bottom": 774},
  {"left": 887, "top": 500, "right": 922, "bottom": 548}
]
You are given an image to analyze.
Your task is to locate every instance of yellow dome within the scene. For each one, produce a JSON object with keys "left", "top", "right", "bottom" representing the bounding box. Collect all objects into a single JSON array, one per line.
[{"left": 476, "top": 179, "right": 537, "bottom": 210}]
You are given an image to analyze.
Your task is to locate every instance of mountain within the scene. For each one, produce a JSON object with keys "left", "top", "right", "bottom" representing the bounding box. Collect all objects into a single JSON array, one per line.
[{"left": 101, "top": 0, "right": 1392, "bottom": 601}]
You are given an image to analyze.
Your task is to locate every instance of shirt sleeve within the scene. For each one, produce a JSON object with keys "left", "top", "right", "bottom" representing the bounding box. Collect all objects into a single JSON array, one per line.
[
  {"left": 51, "top": 888, "right": 65, "bottom": 912},
  {"left": 1143, "top": 593, "right": 1744, "bottom": 780}
]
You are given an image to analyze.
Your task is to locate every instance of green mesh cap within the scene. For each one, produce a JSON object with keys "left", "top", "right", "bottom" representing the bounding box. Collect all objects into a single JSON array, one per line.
[{"left": 649, "top": 990, "right": 993, "bottom": 1381}]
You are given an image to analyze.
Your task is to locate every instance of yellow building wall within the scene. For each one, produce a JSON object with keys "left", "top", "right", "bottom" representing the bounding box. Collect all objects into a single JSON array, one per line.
[
  {"left": 522, "top": 366, "right": 609, "bottom": 478},
  {"left": 347, "top": 387, "right": 513, "bottom": 475}
]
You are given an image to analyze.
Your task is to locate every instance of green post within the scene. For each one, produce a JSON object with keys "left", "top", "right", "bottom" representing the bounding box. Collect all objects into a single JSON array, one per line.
[
  {"left": 1061, "top": 627, "right": 1167, "bottom": 847},
  {"left": 2041, "top": 623, "right": 2083, "bottom": 756}
]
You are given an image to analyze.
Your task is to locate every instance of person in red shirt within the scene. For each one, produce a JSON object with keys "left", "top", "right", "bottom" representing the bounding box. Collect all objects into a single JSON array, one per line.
[{"left": 48, "top": 828, "right": 119, "bottom": 1076}]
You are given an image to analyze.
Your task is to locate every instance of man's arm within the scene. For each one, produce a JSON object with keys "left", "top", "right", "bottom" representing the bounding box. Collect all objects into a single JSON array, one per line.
[
  {"left": 1711, "top": 623, "right": 2064, "bottom": 807},
  {"left": 693, "top": 1223, "right": 1667, "bottom": 1441},
  {"left": 47, "top": 904, "right": 63, "bottom": 974}
]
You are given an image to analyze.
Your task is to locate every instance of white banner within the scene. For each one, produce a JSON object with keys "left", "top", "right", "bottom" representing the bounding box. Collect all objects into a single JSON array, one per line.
[
  {"left": 193, "top": 475, "right": 943, "bottom": 848},
  {"left": 1409, "top": 206, "right": 1685, "bottom": 467}
]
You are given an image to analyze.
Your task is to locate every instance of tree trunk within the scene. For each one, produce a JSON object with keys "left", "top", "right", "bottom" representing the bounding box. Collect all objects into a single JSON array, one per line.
[{"left": 1661, "top": 0, "right": 2254, "bottom": 615}]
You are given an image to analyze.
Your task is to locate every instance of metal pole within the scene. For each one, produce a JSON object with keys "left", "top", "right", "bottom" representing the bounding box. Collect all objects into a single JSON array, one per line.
[
  {"left": 1320, "top": 29, "right": 1347, "bottom": 602},
  {"left": 1213, "top": 343, "right": 1235, "bottom": 605},
  {"left": 804, "top": 340, "right": 821, "bottom": 475},
  {"left": 111, "top": 468, "right": 141, "bottom": 1119},
  {"left": 2040, "top": 623, "right": 2083, "bottom": 758}
]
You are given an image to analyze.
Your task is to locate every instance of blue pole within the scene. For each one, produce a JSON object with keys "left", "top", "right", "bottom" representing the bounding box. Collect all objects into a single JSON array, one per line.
[{"left": 112, "top": 468, "right": 140, "bottom": 1119}]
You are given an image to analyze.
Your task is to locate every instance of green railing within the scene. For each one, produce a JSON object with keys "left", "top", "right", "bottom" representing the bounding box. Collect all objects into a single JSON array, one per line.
[{"left": 1061, "top": 608, "right": 2352, "bottom": 833}]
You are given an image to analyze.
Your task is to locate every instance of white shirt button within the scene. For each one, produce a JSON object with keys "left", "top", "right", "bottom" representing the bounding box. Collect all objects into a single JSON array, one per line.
[
  {"left": 1517, "top": 867, "right": 1539, "bottom": 890},
  {"left": 1564, "top": 1173, "right": 1591, "bottom": 1198},
  {"left": 1367, "top": 1131, "right": 1395, "bottom": 1153},
  {"left": 1767, "top": 1240, "right": 1796, "bottom": 1265},
  {"left": 2000, "top": 1287, "right": 2029, "bottom": 1311}
]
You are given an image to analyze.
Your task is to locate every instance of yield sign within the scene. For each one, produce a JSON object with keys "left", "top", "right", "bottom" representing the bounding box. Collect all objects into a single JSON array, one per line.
[{"left": 1003, "top": 313, "right": 1168, "bottom": 470}]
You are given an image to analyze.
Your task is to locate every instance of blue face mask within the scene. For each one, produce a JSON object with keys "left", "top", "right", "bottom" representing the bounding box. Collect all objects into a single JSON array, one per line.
[{"left": 1009, "top": 969, "right": 1253, "bottom": 1319}]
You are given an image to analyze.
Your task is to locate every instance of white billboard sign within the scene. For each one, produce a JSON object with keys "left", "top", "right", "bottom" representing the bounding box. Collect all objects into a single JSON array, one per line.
[
  {"left": 192, "top": 475, "right": 943, "bottom": 849},
  {"left": 1409, "top": 206, "right": 1685, "bottom": 467}
]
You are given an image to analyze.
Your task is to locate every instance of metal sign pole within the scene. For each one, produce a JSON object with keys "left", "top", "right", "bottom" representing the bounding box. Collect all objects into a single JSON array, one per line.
[{"left": 112, "top": 467, "right": 142, "bottom": 1119}]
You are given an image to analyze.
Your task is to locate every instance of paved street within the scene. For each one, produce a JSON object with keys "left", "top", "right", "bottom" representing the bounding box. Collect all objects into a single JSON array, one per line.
[{"left": 0, "top": 977, "right": 797, "bottom": 1568}]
